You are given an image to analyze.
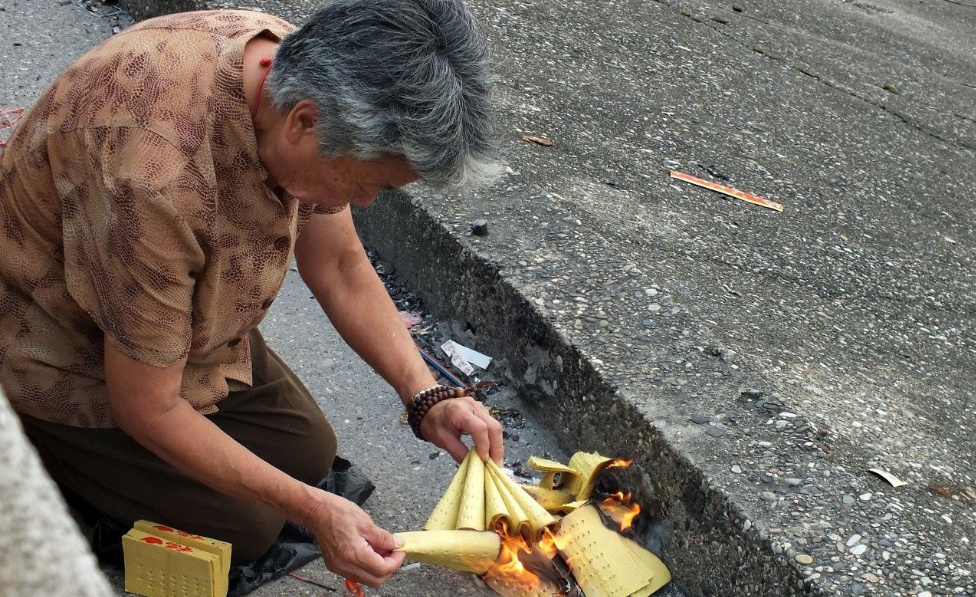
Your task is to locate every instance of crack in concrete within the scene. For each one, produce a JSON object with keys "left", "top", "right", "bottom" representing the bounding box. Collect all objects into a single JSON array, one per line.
[{"left": 663, "top": 3, "right": 976, "bottom": 156}]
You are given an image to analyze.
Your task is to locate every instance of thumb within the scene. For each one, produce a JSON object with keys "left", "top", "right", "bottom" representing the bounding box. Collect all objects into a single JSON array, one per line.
[{"left": 365, "top": 525, "right": 403, "bottom": 552}]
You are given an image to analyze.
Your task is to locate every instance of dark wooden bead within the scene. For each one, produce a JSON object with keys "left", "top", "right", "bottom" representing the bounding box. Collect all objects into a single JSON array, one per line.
[{"left": 406, "top": 385, "right": 468, "bottom": 439}]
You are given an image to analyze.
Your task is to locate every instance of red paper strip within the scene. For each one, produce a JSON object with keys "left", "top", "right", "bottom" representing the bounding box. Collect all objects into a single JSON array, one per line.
[{"left": 669, "top": 170, "right": 783, "bottom": 212}]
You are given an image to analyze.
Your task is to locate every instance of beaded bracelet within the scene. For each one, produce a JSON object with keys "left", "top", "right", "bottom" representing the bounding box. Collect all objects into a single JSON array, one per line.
[{"left": 406, "top": 385, "right": 468, "bottom": 440}]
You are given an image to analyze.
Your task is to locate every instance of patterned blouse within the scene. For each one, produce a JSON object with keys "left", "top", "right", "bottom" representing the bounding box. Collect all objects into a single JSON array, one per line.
[{"left": 0, "top": 10, "right": 341, "bottom": 427}]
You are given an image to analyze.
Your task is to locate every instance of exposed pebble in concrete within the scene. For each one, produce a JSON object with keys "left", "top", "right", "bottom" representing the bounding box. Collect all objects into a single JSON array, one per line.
[{"left": 469, "top": 219, "right": 489, "bottom": 236}]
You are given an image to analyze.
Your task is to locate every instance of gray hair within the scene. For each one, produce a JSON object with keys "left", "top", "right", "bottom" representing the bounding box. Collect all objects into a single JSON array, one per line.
[{"left": 267, "top": 0, "right": 500, "bottom": 190}]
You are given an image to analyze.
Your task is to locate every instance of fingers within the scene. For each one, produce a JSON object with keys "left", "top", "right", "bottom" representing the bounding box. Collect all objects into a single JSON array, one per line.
[
  {"left": 364, "top": 524, "right": 404, "bottom": 553},
  {"left": 485, "top": 413, "right": 504, "bottom": 464},
  {"left": 422, "top": 396, "right": 505, "bottom": 463},
  {"left": 433, "top": 429, "right": 470, "bottom": 463},
  {"left": 353, "top": 547, "right": 405, "bottom": 587},
  {"left": 310, "top": 494, "right": 405, "bottom": 587},
  {"left": 463, "top": 412, "right": 492, "bottom": 463},
  {"left": 453, "top": 398, "right": 504, "bottom": 464},
  {"left": 330, "top": 531, "right": 405, "bottom": 587}
]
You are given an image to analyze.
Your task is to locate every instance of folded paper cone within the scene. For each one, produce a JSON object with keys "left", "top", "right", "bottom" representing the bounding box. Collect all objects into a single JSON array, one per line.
[
  {"left": 484, "top": 469, "right": 512, "bottom": 531},
  {"left": 485, "top": 466, "right": 528, "bottom": 535},
  {"left": 457, "top": 451, "right": 487, "bottom": 530},
  {"left": 395, "top": 530, "right": 501, "bottom": 574},
  {"left": 425, "top": 451, "right": 473, "bottom": 531},
  {"left": 425, "top": 450, "right": 556, "bottom": 540},
  {"left": 485, "top": 459, "right": 557, "bottom": 540}
]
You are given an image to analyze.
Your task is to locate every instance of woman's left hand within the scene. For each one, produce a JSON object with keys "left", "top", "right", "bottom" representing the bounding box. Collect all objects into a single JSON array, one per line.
[{"left": 420, "top": 394, "right": 504, "bottom": 464}]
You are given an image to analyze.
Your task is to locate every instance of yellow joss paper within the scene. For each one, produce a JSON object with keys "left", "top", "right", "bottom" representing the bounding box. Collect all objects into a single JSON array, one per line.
[
  {"left": 526, "top": 457, "right": 578, "bottom": 494},
  {"left": 134, "top": 521, "right": 231, "bottom": 597},
  {"left": 457, "top": 453, "right": 487, "bottom": 530},
  {"left": 555, "top": 505, "right": 670, "bottom": 597},
  {"left": 485, "top": 469, "right": 512, "bottom": 530},
  {"left": 519, "top": 485, "right": 574, "bottom": 513},
  {"left": 566, "top": 451, "right": 613, "bottom": 501},
  {"left": 123, "top": 529, "right": 222, "bottom": 597},
  {"left": 395, "top": 530, "right": 500, "bottom": 574},
  {"left": 424, "top": 450, "right": 557, "bottom": 540},
  {"left": 425, "top": 451, "right": 472, "bottom": 531},
  {"left": 526, "top": 451, "right": 612, "bottom": 501},
  {"left": 484, "top": 459, "right": 557, "bottom": 540}
]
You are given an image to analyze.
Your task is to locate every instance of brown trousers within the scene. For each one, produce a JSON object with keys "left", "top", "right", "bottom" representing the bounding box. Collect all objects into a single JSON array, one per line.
[{"left": 19, "top": 329, "right": 337, "bottom": 562}]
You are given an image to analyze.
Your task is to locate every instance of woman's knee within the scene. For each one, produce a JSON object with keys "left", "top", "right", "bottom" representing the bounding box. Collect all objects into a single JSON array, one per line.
[
  {"left": 292, "top": 412, "right": 338, "bottom": 485},
  {"left": 222, "top": 506, "right": 286, "bottom": 563}
]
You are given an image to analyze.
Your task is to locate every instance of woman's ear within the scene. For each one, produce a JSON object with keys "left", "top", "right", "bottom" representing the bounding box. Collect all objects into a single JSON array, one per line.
[{"left": 283, "top": 99, "right": 319, "bottom": 144}]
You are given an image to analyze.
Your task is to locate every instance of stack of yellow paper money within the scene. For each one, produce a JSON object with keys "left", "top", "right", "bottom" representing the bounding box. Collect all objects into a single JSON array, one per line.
[{"left": 123, "top": 520, "right": 231, "bottom": 597}]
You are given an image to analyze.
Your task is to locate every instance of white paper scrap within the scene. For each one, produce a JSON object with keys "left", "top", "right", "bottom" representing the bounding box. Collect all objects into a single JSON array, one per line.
[
  {"left": 867, "top": 468, "right": 908, "bottom": 488},
  {"left": 441, "top": 340, "right": 493, "bottom": 370}
]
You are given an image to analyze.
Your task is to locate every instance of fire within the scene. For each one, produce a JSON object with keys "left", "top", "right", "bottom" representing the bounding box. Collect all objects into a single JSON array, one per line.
[
  {"left": 535, "top": 529, "right": 563, "bottom": 560},
  {"left": 601, "top": 491, "right": 641, "bottom": 531},
  {"left": 496, "top": 540, "right": 528, "bottom": 576},
  {"left": 607, "top": 458, "right": 634, "bottom": 469},
  {"left": 492, "top": 521, "right": 537, "bottom": 586}
]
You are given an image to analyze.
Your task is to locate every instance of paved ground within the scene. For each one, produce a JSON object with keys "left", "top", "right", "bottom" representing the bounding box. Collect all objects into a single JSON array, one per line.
[{"left": 3, "top": 0, "right": 974, "bottom": 596}]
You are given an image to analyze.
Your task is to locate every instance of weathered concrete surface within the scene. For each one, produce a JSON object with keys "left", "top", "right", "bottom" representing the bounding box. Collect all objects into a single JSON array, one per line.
[
  {"left": 0, "top": 390, "right": 113, "bottom": 596},
  {"left": 119, "top": 0, "right": 976, "bottom": 595},
  {"left": 349, "top": 0, "right": 976, "bottom": 591}
]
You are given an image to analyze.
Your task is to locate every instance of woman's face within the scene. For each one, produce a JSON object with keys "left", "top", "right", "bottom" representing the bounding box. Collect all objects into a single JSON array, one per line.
[
  {"left": 258, "top": 100, "right": 420, "bottom": 208},
  {"left": 274, "top": 149, "right": 419, "bottom": 209}
]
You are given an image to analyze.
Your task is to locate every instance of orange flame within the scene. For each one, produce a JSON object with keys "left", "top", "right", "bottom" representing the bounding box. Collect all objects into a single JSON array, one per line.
[
  {"left": 537, "top": 528, "right": 560, "bottom": 558},
  {"left": 496, "top": 540, "right": 528, "bottom": 576},
  {"left": 492, "top": 521, "right": 537, "bottom": 585},
  {"left": 607, "top": 458, "right": 634, "bottom": 469},
  {"left": 601, "top": 491, "right": 641, "bottom": 531}
]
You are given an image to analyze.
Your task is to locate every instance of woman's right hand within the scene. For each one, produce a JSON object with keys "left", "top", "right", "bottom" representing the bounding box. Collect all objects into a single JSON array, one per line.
[{"left": 301, "top": 489, "right": 405, "bottom": 587}]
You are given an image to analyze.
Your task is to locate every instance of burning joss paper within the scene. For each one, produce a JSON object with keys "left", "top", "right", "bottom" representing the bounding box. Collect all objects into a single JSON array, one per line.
[
  {"left": 555, "top": 505, "right": 671, "bottom": 597},
  {"left": 397, "top": 450, "right": 672, "bottom": 597}
]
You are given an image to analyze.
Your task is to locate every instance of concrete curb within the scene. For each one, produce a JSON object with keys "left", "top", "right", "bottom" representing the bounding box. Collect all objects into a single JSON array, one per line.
[{"left": 352, "top": 192, "right": 813, "bottom": 597}]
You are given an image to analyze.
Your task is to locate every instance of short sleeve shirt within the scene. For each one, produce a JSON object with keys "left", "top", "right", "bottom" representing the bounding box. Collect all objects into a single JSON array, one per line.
[{"left": 0, "top": 10, "right": 342, "bottom": 427}]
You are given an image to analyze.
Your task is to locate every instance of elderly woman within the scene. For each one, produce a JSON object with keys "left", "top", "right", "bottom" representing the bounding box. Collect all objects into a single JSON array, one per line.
[{"left": 0, "top": 0, "right": 502, "bottom": 587}]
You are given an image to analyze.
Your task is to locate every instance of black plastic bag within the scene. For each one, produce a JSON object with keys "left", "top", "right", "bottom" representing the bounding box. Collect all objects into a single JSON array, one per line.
[{"left": 86, "top": 456, "right": 375, "bottom": 596}]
